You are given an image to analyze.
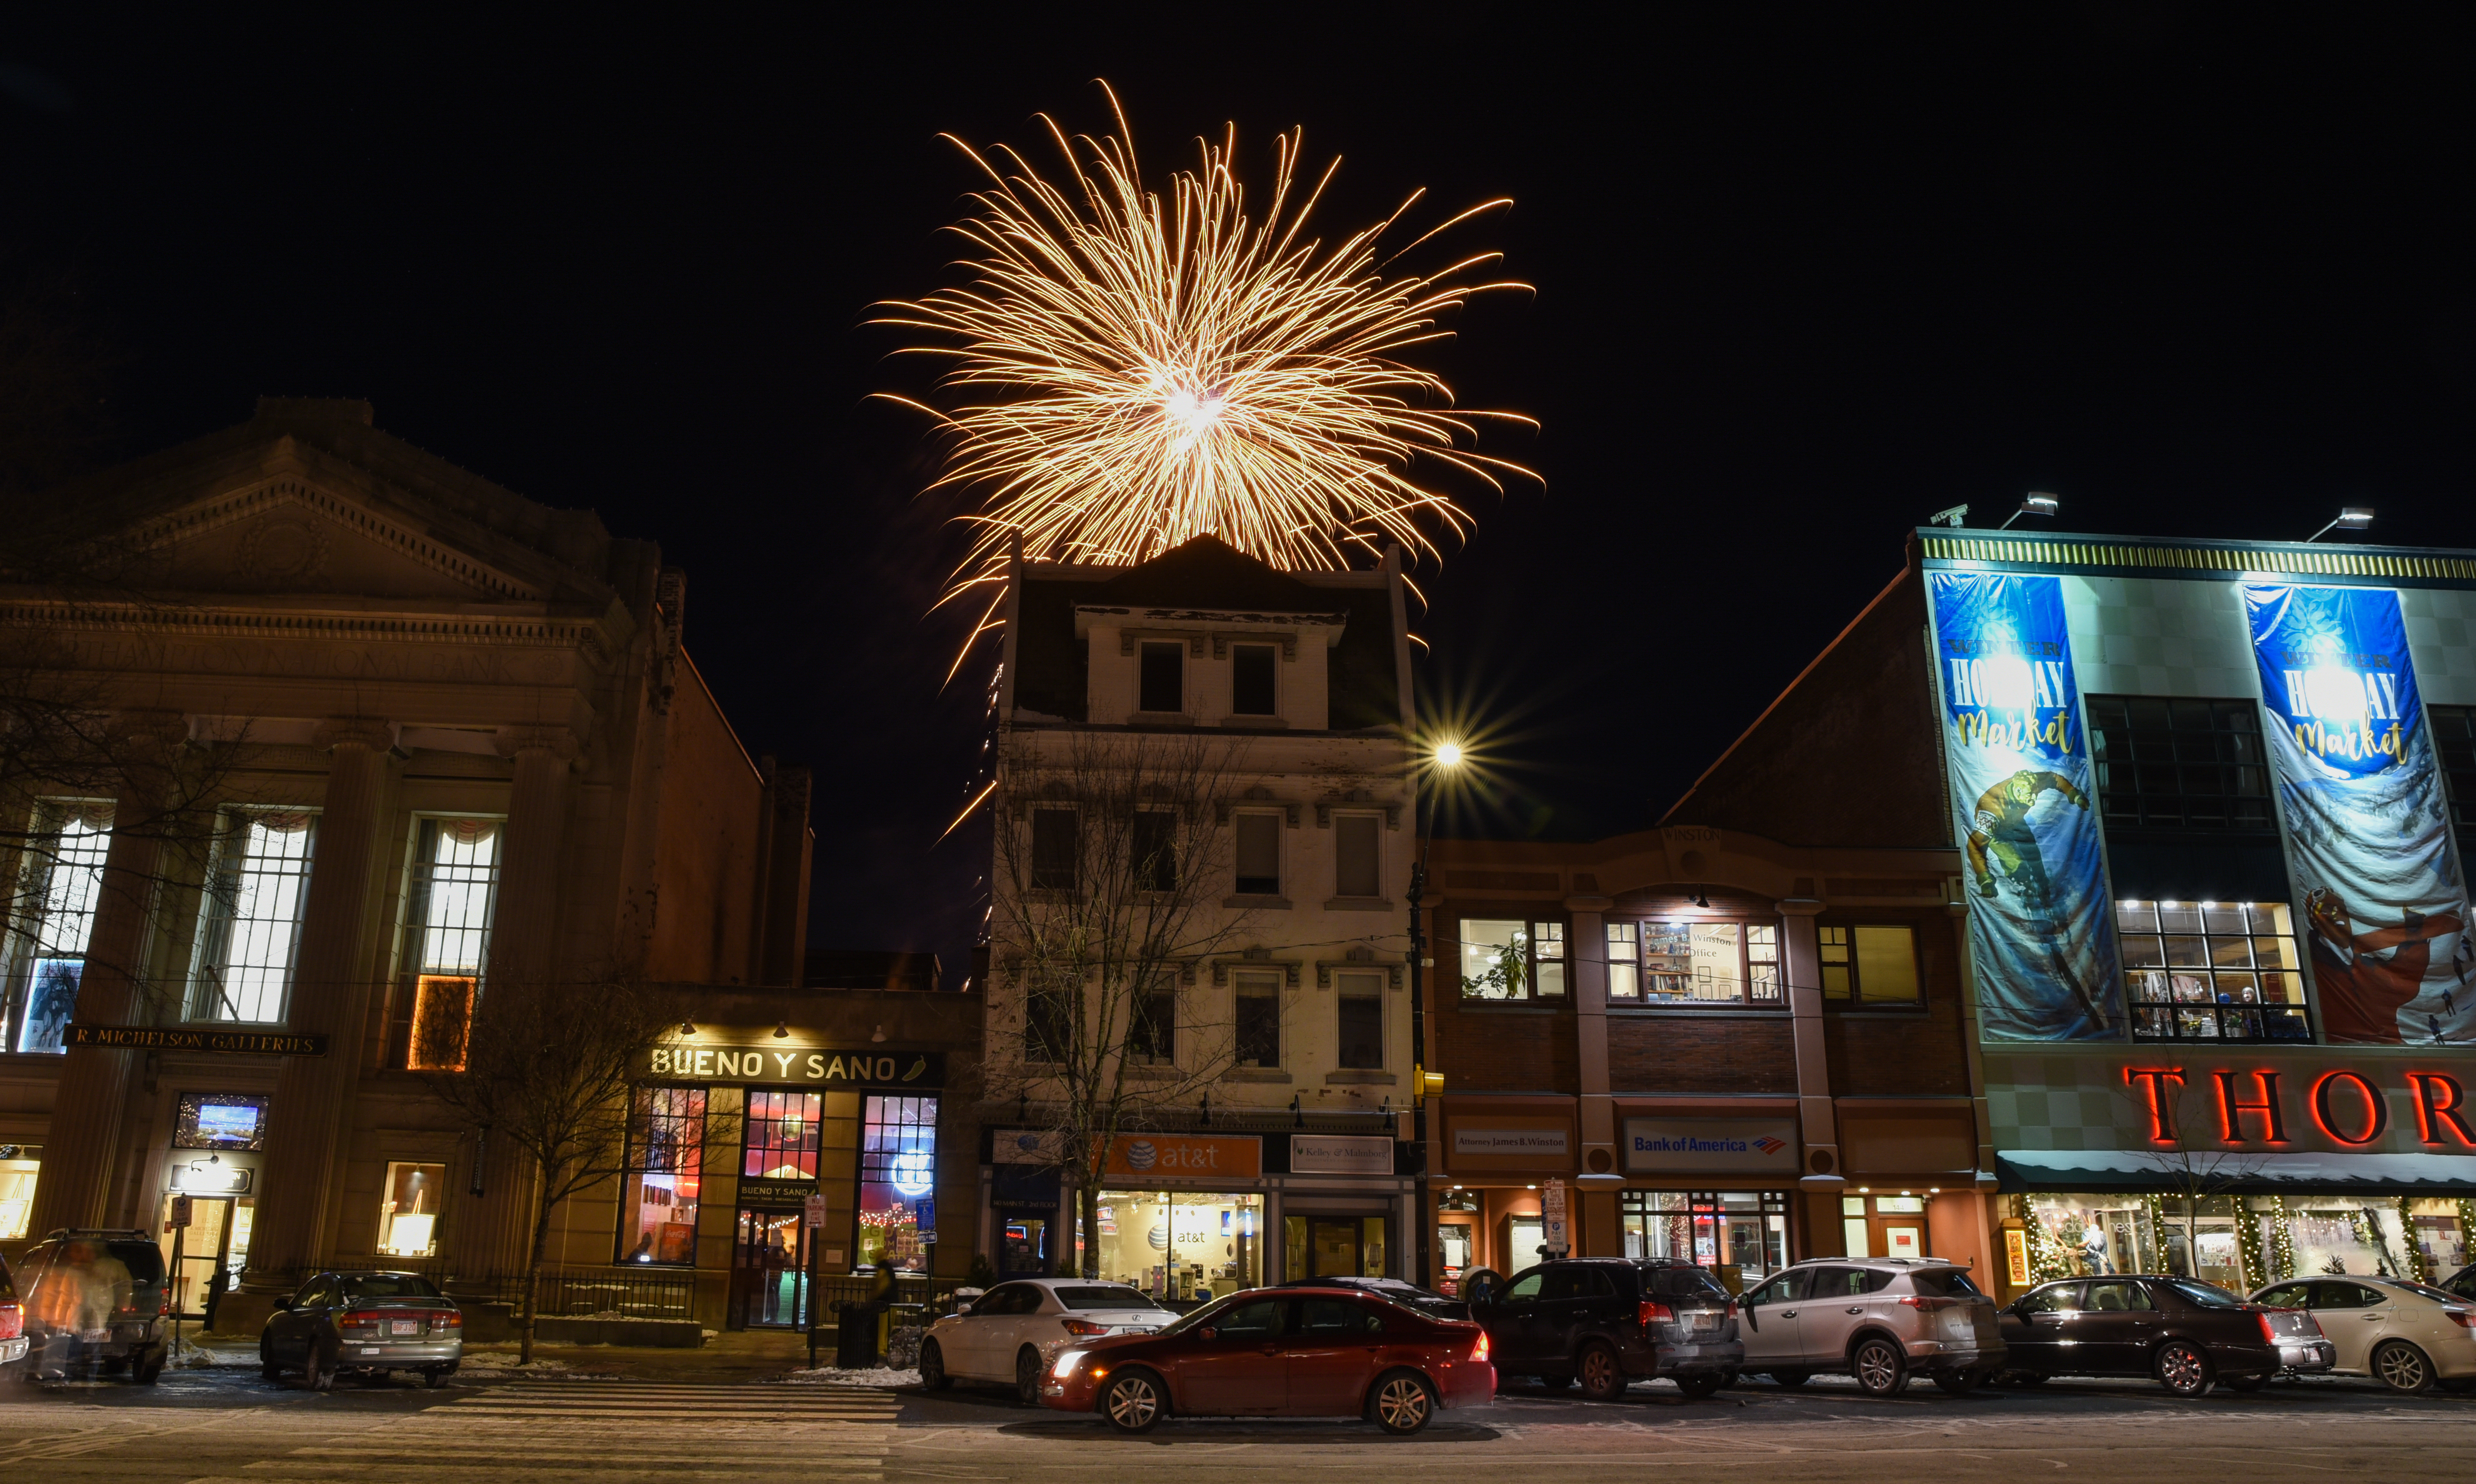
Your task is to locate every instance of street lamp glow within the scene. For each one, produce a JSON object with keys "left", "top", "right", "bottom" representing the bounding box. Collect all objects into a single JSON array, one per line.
[{"left": 1433, "top": 741, "right": 1466, "bottom": 769}]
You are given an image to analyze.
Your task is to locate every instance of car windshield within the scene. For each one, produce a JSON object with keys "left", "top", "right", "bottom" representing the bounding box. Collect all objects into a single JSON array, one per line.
[
  {"left": 1053, "top": 1285, "right": 1159, "bottom": 1310},
  {"left": 2162, "top": 1279, "right": 2244, "bottom": 1308},
  {"left": 1157, "top": 1295, "right": 1240, "bottom": 1337},
  {"left": 342, "top": 1275, "right": 442, "bottom": 1300},
  {"left": 1909, "top": 1270, "right": 1985, "bottom": 1299}
]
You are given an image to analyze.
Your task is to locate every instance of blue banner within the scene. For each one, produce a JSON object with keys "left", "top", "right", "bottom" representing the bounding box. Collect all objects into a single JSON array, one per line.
[
  {"left": 2244, "top": 585, "right": 2473, "bottom": 1044},
  {"left": 1930, "top": 572, "right": 2122, "bottom": 1041}
]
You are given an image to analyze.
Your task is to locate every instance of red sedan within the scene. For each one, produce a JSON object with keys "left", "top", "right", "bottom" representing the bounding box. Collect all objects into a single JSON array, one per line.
[{"left": 1040, "top": 1283, "right": 1494, "bottom": 1434}]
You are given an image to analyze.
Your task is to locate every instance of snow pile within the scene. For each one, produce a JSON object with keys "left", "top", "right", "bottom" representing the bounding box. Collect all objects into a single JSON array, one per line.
[
  {"left": 455, "top": 1351, "right": 574, "bottom": 1374},
  {"left": 781, "top": 1366, "right": 919, "bottom": 1387}
]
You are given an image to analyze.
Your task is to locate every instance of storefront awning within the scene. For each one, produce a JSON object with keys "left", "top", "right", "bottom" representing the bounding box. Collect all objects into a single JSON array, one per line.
[{"left": 1998, "top": 1148, "right": 2476, "bottom": 1194}]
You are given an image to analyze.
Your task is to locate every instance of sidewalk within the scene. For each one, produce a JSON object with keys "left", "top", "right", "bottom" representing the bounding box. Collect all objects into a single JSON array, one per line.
[{"left": 175, "top": 1327, "right": 909, "bottom": 1386}]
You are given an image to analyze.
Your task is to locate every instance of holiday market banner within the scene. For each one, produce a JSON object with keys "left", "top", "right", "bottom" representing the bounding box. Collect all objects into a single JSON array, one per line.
[
  {"left": 1929, "top": 571, "right": 2122, "bottom": 1041},
  {"left": 2244, "top": 584, "right": 2474, "bottom": 1044}
]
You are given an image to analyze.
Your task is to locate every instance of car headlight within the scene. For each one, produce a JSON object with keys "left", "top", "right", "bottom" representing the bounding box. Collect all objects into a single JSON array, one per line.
[{"left": 1051, "top": 1348, "right": 1088, "bottom": 1380}]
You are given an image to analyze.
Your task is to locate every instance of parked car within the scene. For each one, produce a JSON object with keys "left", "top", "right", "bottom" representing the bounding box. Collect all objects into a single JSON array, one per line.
[
  {"left": 260, "top": 1271, "right": 463, "bottom": 1390},
  {"left": 921, "top": 1279, "right": 1182, "bottom": 1402},
  {"left": 1997, "top": 1275, "right": 2332, "bottom": 1395},
  {"left": 0, "top": 1250, "right": 25, "bottom": 1376},
  {"left": 1041, "top": 1283, "right": 1492, "bottom": 1434},
  {"left": 1468, "top": 1258, "right": 1740, "bottom": 1401},
  {"left": 2250, "top": 1276, "right": 2476, "bottom": 1394},
  {"left": 2438, "top": 1266, "right": 2476, "bottom": 1304},
  {"left": 1265, "top": 1275, "right": 1470, "bottom": 1320},
  {"left": 1738, "top": 1258, "right": 2007, "bottom": 1396},
  {"left": 14, "top": 1228, "right": 170, "bottom": 1382}
]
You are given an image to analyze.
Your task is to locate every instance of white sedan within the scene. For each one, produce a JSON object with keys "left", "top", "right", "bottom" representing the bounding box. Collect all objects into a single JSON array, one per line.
[
  {"left": 2251, "top": 1275, "right": 2476, "bottom": 1392},
  {"left": 921, "top": 1279, "right": 1181, "bottom": 1401}
]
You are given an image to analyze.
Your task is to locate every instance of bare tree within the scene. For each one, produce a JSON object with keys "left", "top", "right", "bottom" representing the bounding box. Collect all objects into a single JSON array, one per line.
[
  {"left": 414, "top": 972, "right": 688, "bottom": 1363},
  {"left": 2117, "top": 1070, "right": 2272, "bottom": 1283},
  {"left": 985, "top": 731, "right": 1262, "bottom": 1278}
]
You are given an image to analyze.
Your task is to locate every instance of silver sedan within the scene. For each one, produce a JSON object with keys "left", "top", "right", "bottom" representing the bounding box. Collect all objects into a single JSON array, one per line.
[{"left": 2250, "top": 1276, "right": 2476, "bottom": 1393}]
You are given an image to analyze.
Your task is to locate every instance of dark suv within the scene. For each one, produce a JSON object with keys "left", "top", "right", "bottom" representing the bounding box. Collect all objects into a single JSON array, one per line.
[
  {"left": 14, "top": 1228, "right": 170, "bottom": 1382},
  {"left": 1470, "top": 1258, "right": 1742, "bottom": 1400}
]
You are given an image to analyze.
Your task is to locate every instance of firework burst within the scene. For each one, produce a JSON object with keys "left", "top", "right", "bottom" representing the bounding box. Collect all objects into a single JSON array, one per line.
[{"left": 875, "top": 85, "right": 1536, "bottom": 670}]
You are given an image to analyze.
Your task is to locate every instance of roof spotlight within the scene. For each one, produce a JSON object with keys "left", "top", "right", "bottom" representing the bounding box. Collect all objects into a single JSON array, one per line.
[
  {"left": 2000, "top": 493, "right": 2060, "bottom": 530},
  {"left": 2306, "top": 507, "right": 2374, "bottom": 543}
]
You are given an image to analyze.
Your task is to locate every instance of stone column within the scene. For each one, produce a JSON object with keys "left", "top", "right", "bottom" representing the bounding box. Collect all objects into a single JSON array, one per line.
[
  {"left": 26, "top": 710, "right": 186, "bottom": 1237},
  {"left": 453, "top": 726, "right": 578, "bottom": 1280},
  {"left": 1566, "top": 896, "right": 1615, "bottom": 1256},
  {"left": 242, "top": 718, "right": 394, "bottom": 1287},
  {"left": 1777, "top": 897, "right": 1844, "bottom": 1255}
]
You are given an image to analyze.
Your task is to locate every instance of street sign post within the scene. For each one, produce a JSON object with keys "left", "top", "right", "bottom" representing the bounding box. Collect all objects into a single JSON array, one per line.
[{"left": 1542, "top": 1177, "right": 1569, "bottom": 1257}]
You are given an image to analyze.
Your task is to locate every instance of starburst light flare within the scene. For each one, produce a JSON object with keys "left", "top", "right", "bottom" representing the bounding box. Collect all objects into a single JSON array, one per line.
[{"left": 874, "top": 85, "right": 1537, "bottom": 670}]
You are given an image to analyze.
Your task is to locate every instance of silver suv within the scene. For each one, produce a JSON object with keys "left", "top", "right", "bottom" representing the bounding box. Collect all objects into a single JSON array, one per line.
[{"left": 1737, "top": 1258, "right": 2006, "bottom": 1396}]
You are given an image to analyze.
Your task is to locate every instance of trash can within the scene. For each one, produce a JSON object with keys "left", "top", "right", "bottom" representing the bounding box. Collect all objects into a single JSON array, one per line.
[{"left": 835, "top": 1301, "right": 886, "bottom": 1369}]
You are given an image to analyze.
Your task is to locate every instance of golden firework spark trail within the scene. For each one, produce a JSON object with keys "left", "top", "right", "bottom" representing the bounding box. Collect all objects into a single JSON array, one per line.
[{"left": 874, "top": 84, "right": 1537, "bottom": 671}]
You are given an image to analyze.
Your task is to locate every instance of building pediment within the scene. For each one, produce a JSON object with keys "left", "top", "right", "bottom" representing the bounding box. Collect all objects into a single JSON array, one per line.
[{"left": 133, "top": 474, "right": 547, "bottom": 602}]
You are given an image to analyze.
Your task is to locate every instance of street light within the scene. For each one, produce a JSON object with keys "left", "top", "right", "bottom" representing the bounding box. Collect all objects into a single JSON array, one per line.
[
  {"left": 2000, "top": 493, "right": 2060, "bottom": 530},
  {"left": 2305, "top": 507, "right": 2374, "bottom": 543},
  {"left": 1406, "top": 736, "right": 1467, "bottom": 1291}
]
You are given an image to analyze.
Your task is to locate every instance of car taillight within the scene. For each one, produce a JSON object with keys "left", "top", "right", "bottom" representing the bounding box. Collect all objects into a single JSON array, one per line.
[
  {"left": 0, "top": 1301, "right": 20, "bottom": 1340},
  {"left": 1060, "top": 1319, "right": 1109, "bottom": 1336},
  {"left": 2443, "top": 1310, "right": 2476, "bottom": 1330},
  {"left": 1470, "top": 1330, "right": 1490, "bottom": 1364},
  {"left": 2257, "top": 1311, "right": 2280, "bottom": 1344},
  {"left": 439, "top": 1310, "right": 463, "bottom": 1330},
  {"left": 1897, "top": 1295, "right": 1951, "bottom": 1311},
  {"left": 159, "top": 1288, "right": 172, "bottom": 1317},
  {"left": 1638, "top": 1300, "right": 1673, "bottom": 1329}
]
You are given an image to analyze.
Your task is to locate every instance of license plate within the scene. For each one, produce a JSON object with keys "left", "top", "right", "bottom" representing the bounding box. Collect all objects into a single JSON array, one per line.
[
  {"left": 1692, "top": 1313, "right": 1716, "bottom": 1331},
  {"left": 361, "top": 1347, "right": 384, "bottom": 1356},
  {"left": 392, "top": 1320, "right": 420, "bottom": 1335}
]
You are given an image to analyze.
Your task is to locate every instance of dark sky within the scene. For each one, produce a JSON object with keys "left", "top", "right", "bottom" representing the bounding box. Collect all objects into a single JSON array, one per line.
[{"left": 5, "top": 7, "right": 2469, "bottom": 973}]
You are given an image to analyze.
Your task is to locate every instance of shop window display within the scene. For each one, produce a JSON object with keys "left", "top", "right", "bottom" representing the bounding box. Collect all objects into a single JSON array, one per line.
[
  {"left": 0, "top": 1144, "right": 38, "bottom": 1240},
  {"left": 857, "top": 1095, "right": 936, "bottom": 1273},
  {"left": 1614, "top": 919, "right": 1781, "bottom": 1006},
  {"left": 621, "top": 1087, "right": 707, "bottom": 1265},
  {"left": 2116, "top": 900, "right": 2310, "bottom": 1041},
  {"left": 2022, "top": 1192, "right": 2425, "bottom": 1290},
  {"left": 1094, "top": 1190, "right": 1260, "bottom": 1302},
  {"left": 376, "top": 1161, "right": 446, "bottom": 1258},
  {"left": 1620, "top": 1190, "right": 1788, "bottom": 1283}
]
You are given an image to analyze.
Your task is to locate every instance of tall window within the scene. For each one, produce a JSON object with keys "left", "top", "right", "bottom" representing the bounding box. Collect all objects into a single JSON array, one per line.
[
  {"left": 376, "top": 1161, "right": 447, "bottom": 1258},
  {"left": 187, "top": 809, "right": 317, "bottom": 1023},
  {"left": 7, "top": 801, "right": 111, "bottom": 1054},
  {"left": 2119, "top": 899, "right": 2309, "bottom": 1041},
  {"left": 1818, "top": 924, "right": 1920, "bottom": 1005},
  {"left": 621, "top": 1087, "right": 707, "bottom": 1264},
  {"left": 1336, "top": 970, "right": 1384, "bottom": 1069},
  {"left": 1616, "top": 918, "right": 1780, "bottom": 1006},
  {"left": 744, "top": 1089, "right": 823, "bottom": 1179},
  {"left": 858, "top": 1095, "right": 937, "bottom": 1273},
  {"left": 1030, "top": 808, "right": 1079, "bottom": 893},
  {"left": 1130, "top": 980, "right": 1175, "bottom": 1065},
  {"left": 1234, "top": 813, "right": 1282, "bottom": 896},
  {"left": 1138, "top": 641, "right": 1185, "bottom": 714},
  {"left": 1333, "top": 815, "right": 1381, "bottom": 899},
  {"left": 2434, "top": 705, "right": 2476, "bottom": 860},
  {"left": 400, "top": 818, "right": 502, "bottom": 1071},
  {"left": 2087, "top": 696, "right": 2272, "bottom": 830},
  {"left": 1234, "top": 970, "right": 1283, "bottom": 1067},
  {"left": 1457, "top": 918, "right": 1566, "bottom": 1000},
  {"left": 1230, "top": 644, "right": 1278, "bottom": 716},
  {"left": 1131, "top": 809, "right": 1176, "bottom": 892},
  {"left": 1621, "top": 1190, "right": 1791, "bottom": 1281}
]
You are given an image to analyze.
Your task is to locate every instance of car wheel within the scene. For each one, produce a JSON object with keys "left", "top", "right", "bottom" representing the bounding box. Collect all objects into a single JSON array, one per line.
[
  {"left": 260, "top": 1336, "right": 282, "bottom": 1382},
  {"left": 2373, "top": 1340, "right": 2435, "bottom": 1395},
  {"left": 1852, "top": 1337, "right": 1908, "bottom": 1397},
  {"left": 1932, "top": 1368, "right": 1983, "bottom": 1396},
  {"left": 920, "top": 1339, "right": 954, "bottom": 1391},
  {"left": 1016, "top": 1346, "right": 1044, "bottom": 1405},
  {"left": 1102, "top": 1369, "right": 1166, "bottom": 1434},
  {"left": 423, "top": 1366, "right": 454, "bottom": 1388},
  {"left": 1675, "top": 1374, "right": 1724, "bottom": 1401},
  {"left": 1371, "top": 1370, "right": 1435, "bottom": 1435},
  {"left": 309, "top": 1342, "right": 339, "bottom": 1394},
  {"left": 1576, "top": 1342, "right": 1626, "bottom": 1402},
  {"left": 2154, "top": 1340, "right": 2212, "bottom": 1397},
  {"left": 1768, "top": 1370, "right": 1810, "bottom": 1388},
  {"left": 132, "top": 1347, "right": 165, "bottom": 1385}
]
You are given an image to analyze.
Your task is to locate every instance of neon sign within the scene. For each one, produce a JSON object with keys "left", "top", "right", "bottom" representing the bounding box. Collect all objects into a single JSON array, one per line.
[{"left": 2122, "top": 1064, "right": 2474, "bottom": 1148}]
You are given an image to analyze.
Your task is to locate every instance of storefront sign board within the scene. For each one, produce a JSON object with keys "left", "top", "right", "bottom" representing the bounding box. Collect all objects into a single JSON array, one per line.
[
  {"left": 638, "top": 1043, "right": 942, "bottom": 1087},
  {"left": 67, "top": 1024, "right": 327, "bottom": 1056},
  {"left": 1289, "top": 1133, "right": 1393, "bottom": 1175},
  {"left": 1622, "top": 1117, "right": 1800, "bottom": 1174},
  {"left": 739, "top": 1177, "right": 820, "bottom": 1207},
  {"left": 1452, "top": 1127, "right": 1570, "bottom": 1158},
  {"left": 1105, "top": 1134, "right": 1261, "bottom": 1179},
  {"left": 1987, "top": 1048, "right": 2476, "bottom": 1157}
]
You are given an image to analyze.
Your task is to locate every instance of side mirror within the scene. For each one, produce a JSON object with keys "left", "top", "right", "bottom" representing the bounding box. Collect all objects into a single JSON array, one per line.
[{"left": 1198, "top": 1327, "right": 1218, "bottom": 1340}]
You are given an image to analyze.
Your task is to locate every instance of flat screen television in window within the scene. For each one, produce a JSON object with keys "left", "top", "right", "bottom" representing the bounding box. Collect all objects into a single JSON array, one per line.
[{"left": 175, "top": 1093, "right": 268, "bottom": 1151}]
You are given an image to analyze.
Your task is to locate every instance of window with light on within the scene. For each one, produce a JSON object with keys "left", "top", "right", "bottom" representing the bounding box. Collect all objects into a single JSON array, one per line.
[{"left": 857, "top": 1096, "right": 936, "bottom": 1273}]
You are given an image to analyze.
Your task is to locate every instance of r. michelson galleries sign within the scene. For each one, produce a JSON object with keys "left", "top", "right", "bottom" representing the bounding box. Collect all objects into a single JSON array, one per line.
[{"left": 639, "top": 1040, "right": 941, "bottom": 1087}]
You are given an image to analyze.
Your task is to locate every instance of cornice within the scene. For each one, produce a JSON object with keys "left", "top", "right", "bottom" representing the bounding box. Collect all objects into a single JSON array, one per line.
[
  {"left": 1917, "top": 529, "right": 2476, "bottom": 586},
  {"left": 0, "top": 598, "right": 616, "bottom": 665},
  {"left": 131, "top": 477, "right": 545, "bottom": 602}
]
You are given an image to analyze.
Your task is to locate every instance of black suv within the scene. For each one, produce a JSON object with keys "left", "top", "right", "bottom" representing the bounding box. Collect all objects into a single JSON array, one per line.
[
  {"left": 1469, "top": 1258, "right": 1742, "bottom": 1400},
  {"left": 14, "top": 1228, "right": 171, "bottom": 1382}
]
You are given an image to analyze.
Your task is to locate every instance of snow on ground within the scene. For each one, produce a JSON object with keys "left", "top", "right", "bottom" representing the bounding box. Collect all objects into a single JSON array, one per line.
[
  {"left": 454, "top": 1351, "right": 574, "bottom": 1374},
  {"left": 781, "top": 1366, "right": 919, "bottom": 1387}
]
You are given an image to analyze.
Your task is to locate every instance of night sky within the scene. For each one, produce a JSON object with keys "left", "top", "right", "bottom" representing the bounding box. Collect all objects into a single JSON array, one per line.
[{"left": 4, "top": 8, "right": 2468, "bottom": 975}]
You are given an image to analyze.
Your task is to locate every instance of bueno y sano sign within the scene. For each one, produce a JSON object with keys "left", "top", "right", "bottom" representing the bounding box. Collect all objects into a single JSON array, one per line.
[{"left": 640, "top": 1042, "right": 941, "bottom": 1087}]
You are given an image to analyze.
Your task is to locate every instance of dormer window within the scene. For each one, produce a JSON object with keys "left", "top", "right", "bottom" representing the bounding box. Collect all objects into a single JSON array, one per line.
[
  {"left": 1138, "top": 642, "right": 1184, "bottom": 713},
  {"left": 1231, "top": 643, "right": 1278, "bottom": 716}
]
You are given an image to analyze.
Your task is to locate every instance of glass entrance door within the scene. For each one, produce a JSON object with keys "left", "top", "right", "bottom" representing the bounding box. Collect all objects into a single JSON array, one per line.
[
  {"left": 1307, "top": 1219, "right": 1363, "bottom": 1278},
  {"left": 159, "top": 1194, "right": 234, "bottom": 1319},
  {"left": 732, "top": 1208, "right": 809, "bottom": 1329}
]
